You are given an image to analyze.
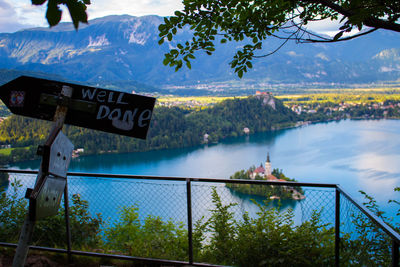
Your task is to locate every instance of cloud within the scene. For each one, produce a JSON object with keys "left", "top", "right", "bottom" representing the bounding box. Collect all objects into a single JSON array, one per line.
[
  {"left": 0, "top": 0, "right": 48, "bottom": 32},
  {"left": 87, "top": 0, "right": 183, "bottom": 19},
  {"left": 0, "top": 0, "right": 28, "bottom": 32},
  {"left": 286, "top": 51, "right": 303, "bottom": 57},
  {"left": 315, "top": 53, "right": 329, "bottom": 61}
]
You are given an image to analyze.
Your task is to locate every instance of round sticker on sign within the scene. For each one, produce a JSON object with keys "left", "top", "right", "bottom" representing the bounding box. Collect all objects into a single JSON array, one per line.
[{"left": 9, "top": 91, "right": 25, "bottom": 107}]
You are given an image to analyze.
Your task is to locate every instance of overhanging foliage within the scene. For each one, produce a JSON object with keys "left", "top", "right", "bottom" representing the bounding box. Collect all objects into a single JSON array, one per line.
[{"left": 158, "top": 0, "right": 400, "bottom": 77}]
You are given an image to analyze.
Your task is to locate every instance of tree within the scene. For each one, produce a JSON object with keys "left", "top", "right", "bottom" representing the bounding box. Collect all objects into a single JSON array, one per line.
[{"left": 158, "top": 0, "right": 400, "bottom": 77}]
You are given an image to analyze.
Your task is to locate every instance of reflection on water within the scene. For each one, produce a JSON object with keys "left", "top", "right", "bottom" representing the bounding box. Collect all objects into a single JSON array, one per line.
[{"left": 228, "top": 188, "right": 299, "bottom": 210}]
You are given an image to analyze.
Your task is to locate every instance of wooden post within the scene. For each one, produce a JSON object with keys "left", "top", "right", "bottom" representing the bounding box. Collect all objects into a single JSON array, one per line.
[{"left": 12, "top": 86, "right": 73, "bottom": 267}]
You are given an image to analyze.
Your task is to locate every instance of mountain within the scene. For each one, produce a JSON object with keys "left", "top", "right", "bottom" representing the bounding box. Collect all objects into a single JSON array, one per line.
[
  {"left": 0, "top": 15, "right": 399, "bottom": 90},
  {"left": 0, "top": 68, "right": 164, "bottom": 95}
]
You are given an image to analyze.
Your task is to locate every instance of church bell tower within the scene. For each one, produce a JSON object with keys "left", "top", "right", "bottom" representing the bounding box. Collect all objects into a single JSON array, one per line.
[{"left": 265, "top": 152, "right": 271, "bottom": 177}]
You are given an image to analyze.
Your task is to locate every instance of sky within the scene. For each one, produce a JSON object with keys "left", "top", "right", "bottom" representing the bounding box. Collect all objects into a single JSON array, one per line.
[
  {"left": 0, "top": 0, "right": 183, "bottom": 33},
  {"left": 0, "top": 0, "right": 340, "bottom": 34}
]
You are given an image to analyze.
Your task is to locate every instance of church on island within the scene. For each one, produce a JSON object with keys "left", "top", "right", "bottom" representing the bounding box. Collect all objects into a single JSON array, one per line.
[
  {"left": 250, "top": 154, "right": 286, "bottom": 182},
  {"left": 247, "top": 153, "right": 306, "bottom": 200}
]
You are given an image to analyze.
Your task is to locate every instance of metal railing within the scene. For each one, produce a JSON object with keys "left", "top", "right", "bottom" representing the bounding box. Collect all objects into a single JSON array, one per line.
[{"left": 0, "top": 169, "right": 399, "bottom": 266}]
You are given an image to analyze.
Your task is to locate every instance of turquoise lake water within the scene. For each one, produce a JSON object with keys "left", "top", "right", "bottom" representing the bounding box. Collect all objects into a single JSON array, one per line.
[{"left": 13, "top": 119, "right": 400, "bottom": 224}]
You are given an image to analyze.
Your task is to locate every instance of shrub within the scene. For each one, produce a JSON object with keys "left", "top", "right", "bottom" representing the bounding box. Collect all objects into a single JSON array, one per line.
[
  {"left": 104, "top": 205, "right": 188, "bottom": 260},
  {"left": 0, "top": 180, "right": 103, "bottom": 249}
]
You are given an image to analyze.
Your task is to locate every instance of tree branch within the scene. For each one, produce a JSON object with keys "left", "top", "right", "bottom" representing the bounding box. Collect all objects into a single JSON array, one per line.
[
  {"left": 305, "top": 0, "right": 400, "bottom": 32},
  {"left": 302, "top": 28, "right": 379, "bottom": 43}
]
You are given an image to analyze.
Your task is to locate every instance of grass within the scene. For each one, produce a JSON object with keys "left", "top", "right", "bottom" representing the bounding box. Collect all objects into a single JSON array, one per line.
[
  {"left": 0, "top": 147, "right": 30, "bottom": 156},
  {"left": 0, "top": 148, "right": 12, "bottom": 156}
]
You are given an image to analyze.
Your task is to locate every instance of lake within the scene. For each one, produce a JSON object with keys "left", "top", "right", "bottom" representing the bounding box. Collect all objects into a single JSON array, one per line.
[{"left": 13, "top": 119, "right": 400, "bottom": 223}]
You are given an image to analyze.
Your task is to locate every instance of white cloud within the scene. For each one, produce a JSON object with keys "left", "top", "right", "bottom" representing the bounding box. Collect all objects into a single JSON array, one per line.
[
  {"left": 0, "top": 0, "right": 35, "bottom": 32},
  {"left": 315, "top": 52, "right": 329, "bottom": 61},
  {"left": 287, "top": 51, "right": 302, "bottom": 57},
  {"left": 305, "top": 17, "right": 365, "bottom": 37},
  {"left": 87, "top": 0, "right": 183, "bottom": 19},
  {"left": 0, "top": 0, "right": 51, "bottom": 32},
  {"left": 306, "top": 19, "right": 342, "bottom": 35}
]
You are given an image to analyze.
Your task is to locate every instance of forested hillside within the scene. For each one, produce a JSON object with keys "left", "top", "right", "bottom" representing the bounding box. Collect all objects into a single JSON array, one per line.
[{"left": 0, "top": 96, "right": 297, "bottom": 164}]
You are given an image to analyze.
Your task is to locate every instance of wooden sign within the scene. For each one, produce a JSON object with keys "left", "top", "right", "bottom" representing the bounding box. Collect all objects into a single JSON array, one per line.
[
  {"left": 33, "top": 175, "right": 67, "bottom": 220},
  {"left": 28, "top": 130, "right": 74, "bottom": 220},
  {"left": 0, "top": 76, "right": 156, "bottom": 139}
]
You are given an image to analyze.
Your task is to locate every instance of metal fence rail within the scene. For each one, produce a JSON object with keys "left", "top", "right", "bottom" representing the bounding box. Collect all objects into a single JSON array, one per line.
[{"left": 0, "top": 169, "right": 399, "bottom": 266}]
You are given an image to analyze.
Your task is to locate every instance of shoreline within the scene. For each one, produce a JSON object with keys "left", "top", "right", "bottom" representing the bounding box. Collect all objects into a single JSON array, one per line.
[{"left": 4, "top": 117, "right": 400, "bottom": 166}]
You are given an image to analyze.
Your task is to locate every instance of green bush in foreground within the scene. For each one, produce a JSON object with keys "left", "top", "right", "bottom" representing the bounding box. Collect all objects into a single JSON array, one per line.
[
  {"left": 0, "top": 181, "right": 399, "bottom": 266},
  {"left": 193, "top": 188, "right": 335, "bottom": 265},
  {"left": 338, "top": 188, "right": 400, "bottom": 266},
  {"left": 0, "top": 180, "right": 27, "bottom": 242},
  {"left": 0, "top": 180, "right": 103, "bottom": 248},
  {"left": 104, "top": 205, "right": 188, "bottom": 260}
]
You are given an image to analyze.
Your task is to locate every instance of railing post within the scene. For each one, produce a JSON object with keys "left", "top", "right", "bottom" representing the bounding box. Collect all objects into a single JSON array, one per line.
[
  {"left": 64, "top": 181, "right": 72, "bottom": 263},
  {"left": 186, "top": 179, "right": 193, "bottom": 265},
  {"left": 335, "top": 188, "right": 340, "bottom": 267},
  {"left": 393, "top": 240, "right": 399, "bottom": 267}
]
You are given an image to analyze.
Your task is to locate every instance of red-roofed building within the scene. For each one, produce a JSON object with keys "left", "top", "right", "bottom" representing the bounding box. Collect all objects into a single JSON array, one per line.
[
  {"left": 250, "top": 153, "right": 272, "bottom": 180},
  {"left": 250, "top": 164, "right": 265, "bottom": 179},
  {"left": 266, "top": 174, "right": 279, "bottom": 181}
]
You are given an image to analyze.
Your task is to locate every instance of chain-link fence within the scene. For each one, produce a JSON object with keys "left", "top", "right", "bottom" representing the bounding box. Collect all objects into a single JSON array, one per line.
[
  {"left": 339, "top": 189, "right": 400, "bottom": 266},
  {"left": 0, "top": 169, "right": 399, "bottom": 266}
]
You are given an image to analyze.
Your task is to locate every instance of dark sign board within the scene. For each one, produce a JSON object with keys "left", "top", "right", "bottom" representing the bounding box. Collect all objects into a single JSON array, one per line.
[{"left": 0, "top": 76, "right": 156, "bottom": 139}]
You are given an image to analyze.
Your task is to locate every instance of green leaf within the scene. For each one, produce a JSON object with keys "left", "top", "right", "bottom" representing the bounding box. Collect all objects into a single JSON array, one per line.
[
  {"left": 66, "top": 0, "right": 88, "bottom": 29},
  {"left": 158, "top": 24, "right": 166, "bottom": 31},
  {"left": 32, "top": 0, "right": 47, "bottom": 5},
  {"left": 237, "top": 69, "right": 243, "bottom": 78},
  {"left": 46, "top": 0, "right": 62, "bottom": 27},
  {"left": 170, "top": 49, "right": 179, "bottom": 56},
  {"left": 231, "top": 59, "right": 238, "bottom": 68},
  {"left": 174, "top": 60, "right": 183, "bottom": 71},
  {"left": 162, "top": 57, "right": 170, "bottom": 66},
  {"left": 254, "top": 42, "right": 262, "bottom": 49}
]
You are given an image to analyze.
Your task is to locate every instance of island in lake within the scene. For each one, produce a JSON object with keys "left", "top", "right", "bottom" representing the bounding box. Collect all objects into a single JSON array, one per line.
[{"left": 227, "top": 153, "right": 305, "bottom": 200}]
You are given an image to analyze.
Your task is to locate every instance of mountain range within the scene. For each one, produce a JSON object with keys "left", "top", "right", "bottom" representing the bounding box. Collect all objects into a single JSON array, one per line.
[{"left": 0, "top": 15, "right": 399, "bottom": 93}]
